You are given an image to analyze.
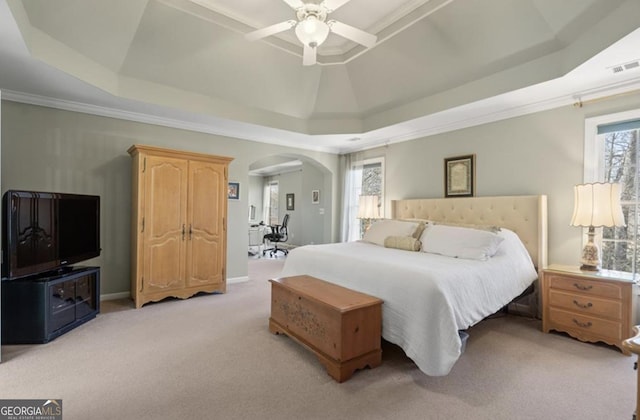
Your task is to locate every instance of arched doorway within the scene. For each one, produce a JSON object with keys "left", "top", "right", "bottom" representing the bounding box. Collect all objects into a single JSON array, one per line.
[{"left": 248, "top": 154, "right": 333, "bottom": 251}]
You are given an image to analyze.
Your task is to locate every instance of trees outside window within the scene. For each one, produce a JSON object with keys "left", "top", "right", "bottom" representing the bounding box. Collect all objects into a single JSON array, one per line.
[
  {"left": 601, "top": 127, "right": 640, "bottom": 273},
  {"left": 345, "top": 157, "right": 384, "bottom": 242}
]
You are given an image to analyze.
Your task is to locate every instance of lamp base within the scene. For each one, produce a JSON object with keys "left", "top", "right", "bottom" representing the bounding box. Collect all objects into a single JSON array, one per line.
[
  {"left": 579, "top": 263, "right": 599, "bottom": 271},
  {"left": 579, "top": 226, "right": 600, "bottom": 271}
]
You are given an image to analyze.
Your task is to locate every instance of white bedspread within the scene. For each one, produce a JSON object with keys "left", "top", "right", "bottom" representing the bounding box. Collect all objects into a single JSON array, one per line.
[{"left": 279, "top": 229, "right": 538, "bottom": 376}]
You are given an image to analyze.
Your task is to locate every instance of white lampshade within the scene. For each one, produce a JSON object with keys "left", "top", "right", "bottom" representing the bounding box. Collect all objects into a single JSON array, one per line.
[
  {"left": 357, "top": 195, "right": 380, "bottom": 219},
  {"left": 571, "top": 182, "right": 625, "bottom": 271},
  {"left": 295, "top": 16, "right": 330, "bottom": 47},
  {"left": 570, "top": 183, "right": 625, "bottom": 228}
]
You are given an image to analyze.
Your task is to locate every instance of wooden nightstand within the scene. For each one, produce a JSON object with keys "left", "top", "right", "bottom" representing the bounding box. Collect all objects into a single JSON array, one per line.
[{"left": 542, "top": 264, "right": 638, "bottom": 355}]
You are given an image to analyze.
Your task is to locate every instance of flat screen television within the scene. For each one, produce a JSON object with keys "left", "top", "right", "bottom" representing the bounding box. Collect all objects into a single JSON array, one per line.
[{"left": 2, "top": 190, "right": 101, "bottom": 280}]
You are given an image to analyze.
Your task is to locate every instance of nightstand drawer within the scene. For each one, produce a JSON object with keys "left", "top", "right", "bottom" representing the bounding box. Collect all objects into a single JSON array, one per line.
[
  {"left": 549, "top": 307, "right": 622, "bottom": 341},
  {"left": 547, "top": 274, "right": 623, "bottom": 299},
  {"left": 548, "top": 290, "right": 622, "bottom": 320}
]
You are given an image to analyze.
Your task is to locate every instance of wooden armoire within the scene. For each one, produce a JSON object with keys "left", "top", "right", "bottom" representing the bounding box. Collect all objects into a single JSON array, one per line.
[{"left": 128, "top": 145, "right": 234, "bottom": 308}]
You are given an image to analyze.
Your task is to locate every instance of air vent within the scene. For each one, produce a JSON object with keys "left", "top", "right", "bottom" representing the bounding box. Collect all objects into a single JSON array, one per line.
[{"left": 610, "top": 59, "right": 640, "bottom": 74}]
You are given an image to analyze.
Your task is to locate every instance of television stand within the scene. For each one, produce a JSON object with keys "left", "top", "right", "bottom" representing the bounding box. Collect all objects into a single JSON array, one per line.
[{"left": 1, "top": 266, "right": 100, "bottom": 344}]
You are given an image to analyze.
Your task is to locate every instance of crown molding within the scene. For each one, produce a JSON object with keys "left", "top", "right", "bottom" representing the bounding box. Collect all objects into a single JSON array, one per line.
[
  {"left": 339, "top": 76, "right": 640, "bottom": 154},
  {"left": 1, "top": 90, "right": 342, "bottom": 154},
  {"left": 5, "top": 75, "right": 640, "bottom": 157}
]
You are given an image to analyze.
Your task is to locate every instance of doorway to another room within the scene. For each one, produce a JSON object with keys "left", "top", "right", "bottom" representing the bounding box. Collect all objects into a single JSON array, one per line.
[{"left": 247, "top": 155, "right": 332, "bottom": 259}]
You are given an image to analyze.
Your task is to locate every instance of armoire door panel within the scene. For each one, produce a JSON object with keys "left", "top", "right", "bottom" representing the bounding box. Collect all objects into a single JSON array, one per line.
[
  {"left": 143, "top": 156, "right": 188, "bottom": 291},
  {"left": 187, "top": 161, "right": 225, "bottom": 286},
  {"left": 187, "top": 238, "right": 222, "bottom": 285},
  {"left": 144, "top": 238, "right": 185, "bottom": 291},
  {"left": 146, "top": 158, "right": 188, "bottom": 239},
  {"left": 189, "top": 161, "right": 223, "bottom": 237}
]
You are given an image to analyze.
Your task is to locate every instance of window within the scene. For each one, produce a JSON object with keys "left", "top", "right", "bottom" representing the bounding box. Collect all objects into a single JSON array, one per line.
[
  {"left": 585, "top": 111, "right": 640, "bottom": 274},
  {"left": 345, "top": 157, "right": 384, "bottom": 241},
  {"left": 601, "top": 120, "right": 640, "bottom": 272},
  {"left": 263, "top": 181, "right": 279, "bottom": 225}
]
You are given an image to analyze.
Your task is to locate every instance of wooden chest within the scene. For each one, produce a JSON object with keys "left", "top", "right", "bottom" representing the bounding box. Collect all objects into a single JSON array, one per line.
[{"left": 269, "top": 275, "right": 383, "bottom": 382}]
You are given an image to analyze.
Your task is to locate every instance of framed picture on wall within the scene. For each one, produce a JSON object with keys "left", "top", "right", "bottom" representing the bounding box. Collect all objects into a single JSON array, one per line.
[
  {"left": 444, "top": 154, "right": 475, "bottom": 197},
  {"left": 312, "top": 190, "right": 320, "bottom": 204},
  {"left": 286, "top": 193, "right": 295, "bottom": 210},
  {"left": 228, "top": 182, "right": 240, "bottom": 200}
]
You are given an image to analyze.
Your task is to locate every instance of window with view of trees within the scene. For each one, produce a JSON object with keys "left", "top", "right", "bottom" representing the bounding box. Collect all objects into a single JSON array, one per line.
[
  {"left": 358, "top": 162, "right": 383, "bottom": 237},
  {"left": 345, "top": 157, "right": 384, "bottom": 242},
  {"left": 600, "top": 120, "right": 640, "bottom": 273}
]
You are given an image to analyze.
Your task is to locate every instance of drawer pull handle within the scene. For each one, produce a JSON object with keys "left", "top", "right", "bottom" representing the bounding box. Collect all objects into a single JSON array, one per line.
[
  {"left": 572, "top": 300, "right": 593, "bottom": 309},
  {"left": 573, "top": 283, "right": 593, "bottom": 291},
  {"left": 572, "top": 319, "right": 592, "bottom": 328}
]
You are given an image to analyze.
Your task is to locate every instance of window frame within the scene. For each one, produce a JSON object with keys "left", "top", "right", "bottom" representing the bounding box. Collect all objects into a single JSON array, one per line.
[
  {"left": 356, "top": 156, "right": 386, "bottom": 216},
  {"left": 584, "top": 108, "right": 640, "bottom": 273},
  {"left": 347, "top": 156, "right": 385, "bottom": 241}
]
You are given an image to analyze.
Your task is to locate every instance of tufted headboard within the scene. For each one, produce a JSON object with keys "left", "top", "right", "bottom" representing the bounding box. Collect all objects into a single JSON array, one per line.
[{"left": 391, "top": 195, "right": 548, "bottom": 270}]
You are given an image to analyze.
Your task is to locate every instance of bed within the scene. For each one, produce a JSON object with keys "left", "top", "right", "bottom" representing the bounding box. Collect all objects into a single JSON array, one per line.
[{"left": 279, "top": 195, "right": 548, "bottom": 376}]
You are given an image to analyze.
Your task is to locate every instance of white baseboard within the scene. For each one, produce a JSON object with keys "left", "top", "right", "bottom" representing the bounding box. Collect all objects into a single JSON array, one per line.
[
  {"left": 100, "top": 292, "right": 131, "bottom": 301},
  {"left": 228, "top": 276, "right": 249, "bottom": 284},
  {"left": 100, "top": 278, "right": 249, "bottom": 300}
]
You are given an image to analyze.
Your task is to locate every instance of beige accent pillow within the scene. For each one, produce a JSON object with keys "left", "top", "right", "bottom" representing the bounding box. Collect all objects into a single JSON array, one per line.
[
  {"left": 412, "top": 221, "right": 428, "bottom": 239},
  {"left": 384, "top": 236, "right": 422, "bottom": 251},
  {"left": 362, "top": 220, "right": 421, "bottom": 246}
]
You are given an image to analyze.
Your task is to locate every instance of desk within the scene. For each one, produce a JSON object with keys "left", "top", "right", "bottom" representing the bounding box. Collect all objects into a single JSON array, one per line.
[{"left": 248, "top": 225, "right": 266, "bottom": 256}]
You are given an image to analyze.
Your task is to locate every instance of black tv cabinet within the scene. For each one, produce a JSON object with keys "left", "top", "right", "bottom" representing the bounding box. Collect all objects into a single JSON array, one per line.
[{"left": 1, "top": 266, "right": 100, "bottom": 344}]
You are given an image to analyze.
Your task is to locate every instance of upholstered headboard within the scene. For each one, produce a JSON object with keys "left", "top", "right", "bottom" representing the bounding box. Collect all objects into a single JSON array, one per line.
[{"left": 391, "top": 195, "right": 548, "bottom": 270}]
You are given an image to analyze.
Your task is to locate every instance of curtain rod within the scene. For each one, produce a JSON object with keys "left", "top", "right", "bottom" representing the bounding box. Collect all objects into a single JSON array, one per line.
[{"left": 573, "top": 88, "right": 640, "bottom": 108}]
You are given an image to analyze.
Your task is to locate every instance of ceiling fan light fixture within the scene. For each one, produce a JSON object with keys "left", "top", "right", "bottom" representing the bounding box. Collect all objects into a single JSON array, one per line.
[
  {"left": 245, "top": 0, "right": 377, "bottom": 66},
  {"left": 295, "top": 15, "right": 329, "bottom": 47}
]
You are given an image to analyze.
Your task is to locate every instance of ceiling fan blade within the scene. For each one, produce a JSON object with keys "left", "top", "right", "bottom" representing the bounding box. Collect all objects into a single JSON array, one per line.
[
  {"left": 245, "top": 20, "right": 296, "bottom": 42},
  {"left": 282, "top": 0, "right": 305, "bottom": 9},
  {"left": 322, "top": 0, "right": 351, "bottom": 12},
  {"left": 328, "top": 20, "right": 377, "bottom": 48},
  {"left": 303, "top": 44, "right": 317, "bottom": 66}
]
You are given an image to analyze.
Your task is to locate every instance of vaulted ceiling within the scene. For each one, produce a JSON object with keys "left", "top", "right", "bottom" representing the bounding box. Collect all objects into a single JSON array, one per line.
[{"left": 1, "top": 0, "right": 640, "bottom": 153}]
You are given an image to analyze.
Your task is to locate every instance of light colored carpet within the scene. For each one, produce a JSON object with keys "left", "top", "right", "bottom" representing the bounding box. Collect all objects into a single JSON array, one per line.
[{"left": 0, "top": 258, "right": 636, "bottom": 420}]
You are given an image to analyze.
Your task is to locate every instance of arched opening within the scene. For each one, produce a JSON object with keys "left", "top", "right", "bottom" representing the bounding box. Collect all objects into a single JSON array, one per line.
[{"left": 247, "top": 153, "right": 333, "bottom": 256}]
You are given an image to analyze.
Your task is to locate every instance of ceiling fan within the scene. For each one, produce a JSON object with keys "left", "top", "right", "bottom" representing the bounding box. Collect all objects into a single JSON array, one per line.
[{"left": 245, "top": 0, "right": 377, "bottom": 66}]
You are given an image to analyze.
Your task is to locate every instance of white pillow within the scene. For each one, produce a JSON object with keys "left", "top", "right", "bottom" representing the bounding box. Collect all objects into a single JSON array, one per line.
[
  {"left": 420, "top": 224, "right": 504, "bottom": 261},
  {"left": 362, "top": 219, "right": 420, "bottom": 246}
]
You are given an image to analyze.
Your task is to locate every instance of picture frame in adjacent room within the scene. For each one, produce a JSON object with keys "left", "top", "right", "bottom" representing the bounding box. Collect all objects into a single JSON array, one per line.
[
  {"left": 444, "top": 154, "right": 475, "bottom": 197},
  {"left": 286, "top": 193, "right": 295, "bottom": 210},
  {"left": 228, "top": 182, "right": 240, "bottom": 200},
  {"left": 312, "top": 190, "right": 320, "bottom": 204}
]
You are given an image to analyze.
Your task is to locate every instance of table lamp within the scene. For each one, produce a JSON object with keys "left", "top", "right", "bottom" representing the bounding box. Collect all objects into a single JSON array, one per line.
[
  {"left": 357, "top": 195, "right": 380, "bottom": 232},
  {"left": 570, "top": 182, "right": 625, "bottom": 271}
]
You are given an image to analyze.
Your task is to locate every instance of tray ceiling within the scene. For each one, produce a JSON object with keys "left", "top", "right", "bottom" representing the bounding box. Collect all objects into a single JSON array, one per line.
[{"left": 1, "top": 0, "right": 640, "bottom": 153}]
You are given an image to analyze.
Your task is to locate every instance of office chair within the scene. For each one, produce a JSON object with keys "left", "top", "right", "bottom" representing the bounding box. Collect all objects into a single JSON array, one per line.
[{"left": 263, "top": 214, "right": 290, "bottom": 257}]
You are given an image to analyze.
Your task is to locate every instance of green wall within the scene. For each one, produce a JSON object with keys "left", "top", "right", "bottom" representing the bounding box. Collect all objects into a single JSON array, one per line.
[
  {"left": 3, "top": 91, "right": 640, "bottom": 297},
  {"left": 0, "top": 100, "right": 340, "bottom": 295},
  {"left": 351, "top": 92, "right": 640, "bottom": 266}
]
